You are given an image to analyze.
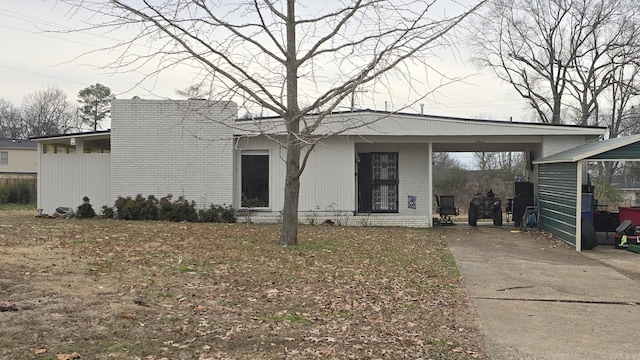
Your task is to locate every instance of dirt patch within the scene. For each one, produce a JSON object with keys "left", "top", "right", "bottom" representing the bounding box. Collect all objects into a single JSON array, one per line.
[{"left": 0, "top": 211, "right": 488, "bottom": 359}]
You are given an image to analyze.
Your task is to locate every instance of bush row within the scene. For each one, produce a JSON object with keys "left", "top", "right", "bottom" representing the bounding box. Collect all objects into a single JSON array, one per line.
[
  {"left": 0, "top": 178, "right": 36, "bottom": 204},
  {"left": 96, "top": 194, "right": 236, "bottom": 223}
]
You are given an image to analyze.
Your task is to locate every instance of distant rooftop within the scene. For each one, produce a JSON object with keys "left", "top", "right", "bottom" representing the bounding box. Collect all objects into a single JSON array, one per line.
[{"left": 0, "top": 138, "right": 36, "bottom": 148}]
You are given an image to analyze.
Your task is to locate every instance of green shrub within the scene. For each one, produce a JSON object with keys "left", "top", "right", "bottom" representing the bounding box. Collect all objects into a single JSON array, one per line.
[
  {"left": 101, "top": 205, "right": 115, "bottom": 218},
  {"left": 159, "top": 195, "right": 198, "bottom": 222},
  {"left": 114, "top": 195, "right": 139, "bottom": 220},
  {"left": 141, "top": 195, "right": 159, "bottom": 220},
  {"left": 114, "top": 195, "right": 130, "bottom": 219},
  {"left": 114, "top": 194, "right": 160, "bottom": 220},
  {"left": 199, "top": 204, "right": 236, "bottom": 223},
  {"left": 112, "top": 194, "right": 233, "bottom": 223},
  {"left": 158, "top": 194, "right": 174, "bottom": 221},
  {"left": 76, "top": 196, "right": 96, "bottom": 218},
  {"left": 198, "top": 204, "right": 220, "bottom": 222},
  {"left": 113, "top": 196, "right": 129, "bottom": 219},
  {"left": 218, "top": 205, "right": 237, "bottom": 223}
]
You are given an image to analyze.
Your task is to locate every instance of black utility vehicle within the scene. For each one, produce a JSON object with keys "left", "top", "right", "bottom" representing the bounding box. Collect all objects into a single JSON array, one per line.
[{"left": 469, "top": 190, "right": 502, "bottom": 226}]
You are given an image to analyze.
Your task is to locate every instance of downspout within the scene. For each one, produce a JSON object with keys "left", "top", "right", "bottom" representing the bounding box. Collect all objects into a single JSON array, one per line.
[{"left": 428, "top": 142, "right": 433, "bottom": 227}]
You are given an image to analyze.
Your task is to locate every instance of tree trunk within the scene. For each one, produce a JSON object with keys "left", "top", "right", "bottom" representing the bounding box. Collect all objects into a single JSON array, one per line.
[
  {"left": 279, "top": 0, "right": 300, "bottom": 247},
  {"left": 552, "top": 93, "right": 562, "bottom": 124},
  {"left": 279, "top": 134, "right": 301, "bottom": 246}
]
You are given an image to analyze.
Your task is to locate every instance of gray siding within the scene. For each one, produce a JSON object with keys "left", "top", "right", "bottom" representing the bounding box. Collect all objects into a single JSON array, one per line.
[
  {"left": 111, "top": 99, "right": 237, "bottom": 208},
  {"left": 235, "top": 135, "right": 356, "bottom": 214},
  {"left": 542, "top": 135, "right": 588, "bottom": 157},
  {"left": 538, "top": 163, "right": 578, "bottom": 246},
  {"left": 37, "top": 153, "right": 110, "bottom": 214},
  {"left": 235, "top": 137, "right": 432, "bottom": 225}
]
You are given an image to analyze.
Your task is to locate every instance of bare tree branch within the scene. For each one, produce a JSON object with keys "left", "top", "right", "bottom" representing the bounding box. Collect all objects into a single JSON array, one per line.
[{"left": 61, "top": 0, "right": 486, "bottom": 245}]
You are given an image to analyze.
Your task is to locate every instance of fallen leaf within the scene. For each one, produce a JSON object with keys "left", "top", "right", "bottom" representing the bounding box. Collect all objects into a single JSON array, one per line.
[{"left": 57, "top": 352, "right": 80, "bottom": 360}]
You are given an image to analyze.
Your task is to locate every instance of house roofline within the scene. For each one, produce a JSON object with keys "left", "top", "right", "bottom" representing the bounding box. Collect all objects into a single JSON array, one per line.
[
  {"left": 30, "top": 130, "right": 111, "bottom": 141},
  {"left": 237, "top": 108, "right": 607, "bottom": 130}
]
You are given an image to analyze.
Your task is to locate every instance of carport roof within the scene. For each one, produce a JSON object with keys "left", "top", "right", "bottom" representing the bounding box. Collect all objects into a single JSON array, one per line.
[{"left": 533, "top": 134, "right": 640, "bottom": 164}]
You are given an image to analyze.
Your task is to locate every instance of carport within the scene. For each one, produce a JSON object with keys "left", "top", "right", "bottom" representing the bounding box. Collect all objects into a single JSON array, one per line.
[{"left": 533, "top": 134, "right": 640, "bottom": 250}]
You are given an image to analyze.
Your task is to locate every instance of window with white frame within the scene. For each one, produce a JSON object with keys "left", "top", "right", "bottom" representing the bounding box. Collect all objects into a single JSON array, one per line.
[
  {"left": 241, "top": 151, "right": 269, "bottom": 207},
  {"left": 0, "top": 151, "right": 7, "bottom": 165}
]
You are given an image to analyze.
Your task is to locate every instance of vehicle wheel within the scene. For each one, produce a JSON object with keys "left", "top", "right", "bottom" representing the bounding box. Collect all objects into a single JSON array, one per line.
[
  {"left": 581, "top": 216, "right": 598, "bottom": 250},
  {"left": 468, "top": 206, "right": 477, "bottom": 226},
  {"left": 494, "top": 208, "right": 503, "bottom": 226}
]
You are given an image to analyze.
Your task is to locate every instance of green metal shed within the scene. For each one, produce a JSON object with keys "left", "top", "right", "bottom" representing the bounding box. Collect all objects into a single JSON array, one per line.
[{"left": 533, "top": 134, "right": 640, "bottom": 250}]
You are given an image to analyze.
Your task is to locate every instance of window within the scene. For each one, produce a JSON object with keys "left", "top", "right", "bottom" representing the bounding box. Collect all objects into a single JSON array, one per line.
[
  {"left": 241, "top": 153, "right": 269, "bottom": 207},
  {"left": 0, "top": 151, "right": 7, "bottom": 165}
]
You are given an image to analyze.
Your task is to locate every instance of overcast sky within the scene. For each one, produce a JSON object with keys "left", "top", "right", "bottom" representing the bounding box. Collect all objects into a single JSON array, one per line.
[{"left": 0, "top": 0, "right": 531, "bottom": 122}]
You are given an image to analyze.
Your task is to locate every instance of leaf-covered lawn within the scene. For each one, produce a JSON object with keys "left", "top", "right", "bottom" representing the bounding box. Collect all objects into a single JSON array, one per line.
[{"left": 0, "top": 211, "right": 487, "bottom": 359}]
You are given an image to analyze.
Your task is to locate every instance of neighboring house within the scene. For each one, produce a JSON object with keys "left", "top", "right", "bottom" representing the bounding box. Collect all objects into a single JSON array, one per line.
[
  {"left": 611, "top": 175, "right": 640, "bottom": 207},
  {"left": 31, "top": 98, "right": 605, "bottom": 228},
  {"left": 0, "top": 138, "right": 37, "bottom": 178}
]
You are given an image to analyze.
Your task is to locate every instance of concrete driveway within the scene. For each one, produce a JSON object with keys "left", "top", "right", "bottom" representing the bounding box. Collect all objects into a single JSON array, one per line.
[{"left": 442, "top": 223, "right": 640, "bottom": 360}]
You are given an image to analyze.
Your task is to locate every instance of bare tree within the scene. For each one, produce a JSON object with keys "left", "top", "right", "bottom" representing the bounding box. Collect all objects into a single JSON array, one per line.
[
  {"left": 565, "top": 0, "right": 640, "bottom": 126},
  {"left": 592, "top": 57, "right": 640, "bottom": 182},
  {"left": 432, "top": 152, "right": 463, "bottom": 169},
  {"left": 495, "top": 152, "right": 524, "bottom": 174},
  {"left": 0, "top": 99, "right": 27, "bottom": 139},
  {"left": 63, "top": 0, "right": 486, "bottom": 245},
  {"left": 472, "top": 0, "right": 573, "bottom": 124},
  {"left": 472, "top": 0, "right": 640, "bottom": 125},
  {"left": 22, "top": 87, "right": 79, "bottom": 137},
  {"left": 176, "top": 83, "right": 211, "bottom": 100},
  {"left": 474, "top": 152, "right": 497, "bottom": 171}
]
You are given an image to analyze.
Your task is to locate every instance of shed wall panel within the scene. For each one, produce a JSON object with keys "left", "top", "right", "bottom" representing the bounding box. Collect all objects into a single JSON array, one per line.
[
  {"left": 538, "top": 163, "right": 578, "bottom": 246},
  {"left": 37, "top": 153, "right": 110, "bottom": 214}
]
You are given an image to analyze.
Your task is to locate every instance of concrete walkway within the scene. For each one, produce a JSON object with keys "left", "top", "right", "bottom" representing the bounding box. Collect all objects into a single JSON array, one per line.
[{"left": 443, "top": 224, "right": 640, "bottom": 360}]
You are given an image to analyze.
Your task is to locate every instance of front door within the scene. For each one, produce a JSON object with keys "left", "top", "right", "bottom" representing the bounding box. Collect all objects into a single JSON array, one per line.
[{"left": 357, "top": 152, "right": 398, "bottom": 213}]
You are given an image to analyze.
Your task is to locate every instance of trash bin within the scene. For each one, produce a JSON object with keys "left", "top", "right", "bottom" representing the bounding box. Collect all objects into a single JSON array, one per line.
[{"left": 581, "top": 193, "right": 594, "bottom": 224}]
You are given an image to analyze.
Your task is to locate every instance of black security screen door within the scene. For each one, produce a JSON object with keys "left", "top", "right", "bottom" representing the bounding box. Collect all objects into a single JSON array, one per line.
[{"left": 358, "top": 152, "right": 398, "bottom": 213}]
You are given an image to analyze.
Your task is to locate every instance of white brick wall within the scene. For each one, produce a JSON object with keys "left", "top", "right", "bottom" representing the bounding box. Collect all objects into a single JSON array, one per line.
[{"left": 111, "top": 99, "right": 237, "bottom": 208}]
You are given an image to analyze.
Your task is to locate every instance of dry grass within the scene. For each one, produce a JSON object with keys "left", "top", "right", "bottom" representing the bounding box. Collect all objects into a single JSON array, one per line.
[{"left": 0, "top": 211, "right": 488, "bottom": 359}]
